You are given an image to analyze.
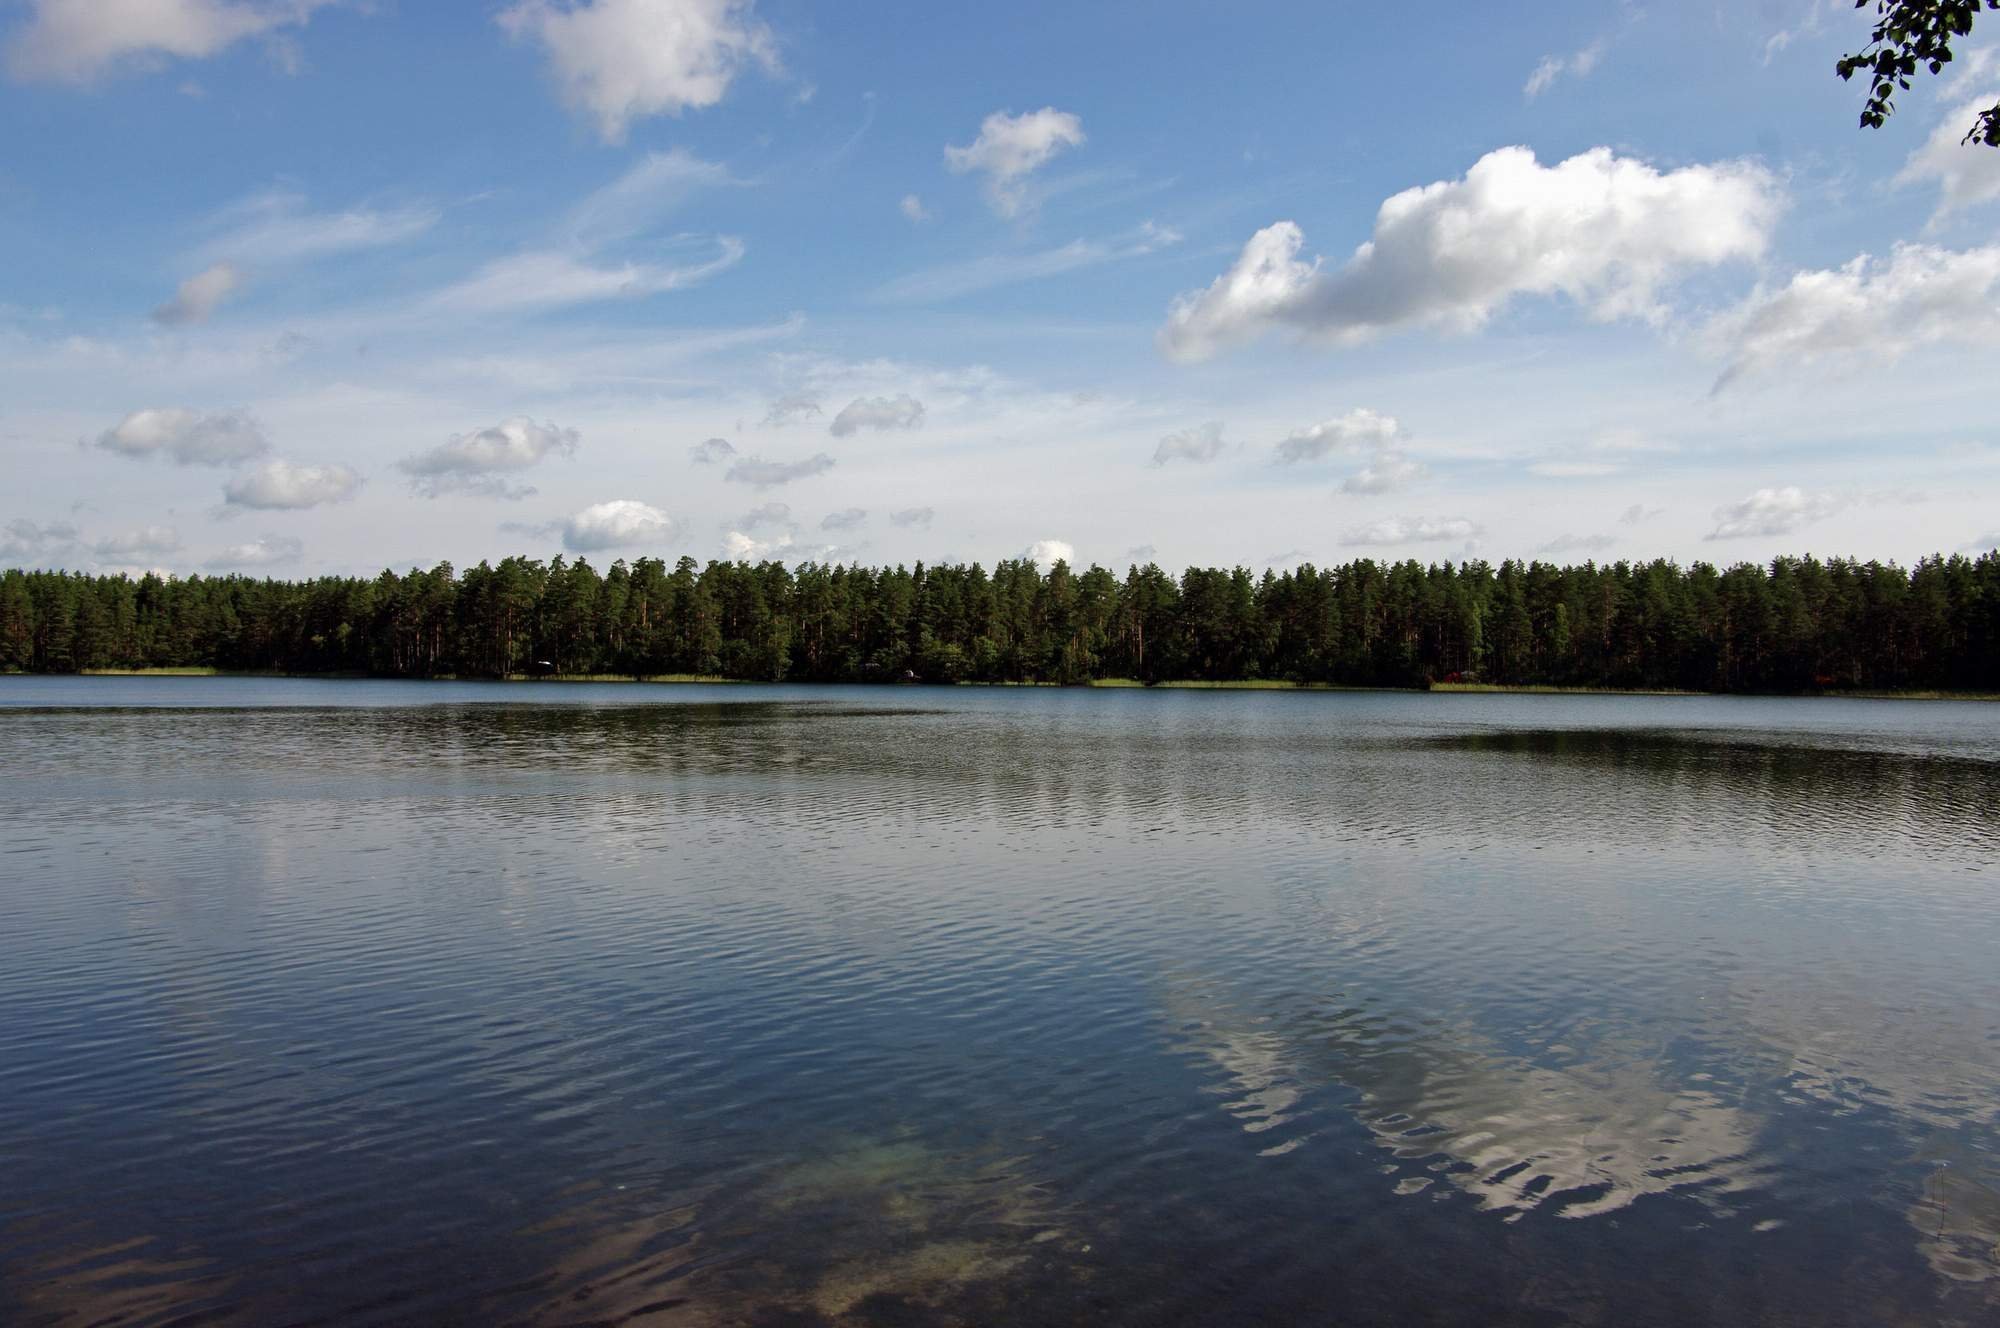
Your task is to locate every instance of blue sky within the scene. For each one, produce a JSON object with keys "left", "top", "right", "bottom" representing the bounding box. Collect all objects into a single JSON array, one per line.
[{"left": 3, "top": 0, "right": 1998, "bottom": 577}]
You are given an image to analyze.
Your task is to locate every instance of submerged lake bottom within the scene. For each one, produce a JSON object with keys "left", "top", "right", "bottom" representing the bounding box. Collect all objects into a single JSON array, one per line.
[{"left": 1, "top": 677, "right": 1997, "bottom": 1326}]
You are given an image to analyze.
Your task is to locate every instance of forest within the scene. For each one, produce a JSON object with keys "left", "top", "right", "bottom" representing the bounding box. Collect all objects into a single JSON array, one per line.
[{"left": 3, "top": 550, "right": 1998, "bottom": 694}]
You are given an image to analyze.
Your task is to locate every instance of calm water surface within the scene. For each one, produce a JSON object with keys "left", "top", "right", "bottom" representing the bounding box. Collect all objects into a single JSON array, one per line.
[{"left": 2, "top": 678, "right": 1998, "bottom": 1325}]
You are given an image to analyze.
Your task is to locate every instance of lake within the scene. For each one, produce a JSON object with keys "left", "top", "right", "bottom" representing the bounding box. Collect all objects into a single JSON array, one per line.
[{"left": 1, "top": 677, "right": 1997, "bottom": 1326}]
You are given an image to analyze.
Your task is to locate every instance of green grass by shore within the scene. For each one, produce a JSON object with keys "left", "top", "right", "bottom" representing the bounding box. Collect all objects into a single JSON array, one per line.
[
  {"left": 38, "top": 667, "right": 1998, "bottom": 700},
  {"left": 81, "top": 666, "right": 242, "bottom": 677},
  {"left": 1427, "top": 681, "right": 1701, "bottom": 697},
  {"left": 1087, "top": 677, "right": 1360, "bottom": 690}
]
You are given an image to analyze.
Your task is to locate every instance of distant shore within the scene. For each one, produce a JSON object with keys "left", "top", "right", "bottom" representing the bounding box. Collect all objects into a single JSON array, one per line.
[{"left": 20, "top": 668, "right": 1995, "bottom": 702}]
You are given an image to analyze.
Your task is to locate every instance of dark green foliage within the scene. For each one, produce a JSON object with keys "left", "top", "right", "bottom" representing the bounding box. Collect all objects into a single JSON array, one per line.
[
  {"left": 3, "top": 550, "right": 1998, "bottom": 692},
  {"left": 1838, "top": 0, "right": 2000, "bottom": 144}
]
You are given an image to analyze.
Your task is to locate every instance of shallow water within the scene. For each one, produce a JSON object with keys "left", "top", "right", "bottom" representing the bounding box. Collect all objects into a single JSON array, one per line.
[{"left": 2, "top": 677, "right": 1997, "bottom": 1326}]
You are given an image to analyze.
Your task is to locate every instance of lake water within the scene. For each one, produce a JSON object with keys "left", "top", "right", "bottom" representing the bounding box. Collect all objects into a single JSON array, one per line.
[{"left": 2, "top": 677, "right": 1997, "bottom": 1326}]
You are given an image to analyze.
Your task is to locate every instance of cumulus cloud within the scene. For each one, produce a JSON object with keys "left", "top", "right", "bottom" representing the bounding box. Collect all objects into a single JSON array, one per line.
[
  {"left": 820, "top": 507, "right": 866, "bottom": 531},
  {"left": 400, "top": 417, "right": 580, "bottom": 499},
  {"left": 427, "top": 237, "right": 744, "bottom": 314},
  {"left": 689, "top": 436, "right": 736, "bottom": 464},
  {"left": 760, "top": 393, "right": 820, "bottom": 426},
  {"left": 1339, "top": 516, "right": 1481, "bottom": 546},
  {"left": 498, "top": 0, "right": 777, "bottom": 143},
  {"left": 1273, "top": 408, "right": 1403, "bottom": 463},
  {"left": 1024, "top": 538, "right": 1075, "bottom": 569},
  {"left": 1538, "top": 532, "right": 1617, "bottom": 555},
  {"left": 1620, "top": 503, "right": 1665, "bottom": 524},
  {"left": 563, "top": 499, "right": 677, "bottom": 551},
  {"left": 4, "top": 0, "right": 334, "bottom": 83},
  {"left": 208, "top": 534, "right": 303, "bottom": 569},
  {"left": 1269, "top": 408, "right": 1422, "bottom": 491},
  {"left": 1127, "top": 543, "right": 1158, "bottom": 561},
  {"left": 944, "top": 107, "right": 1085, "bottom": 216},
  {"left": 0, "top": 518, "right": 80, "bottom": 563},
  {"left": 1706, "top": 487, "right": 1842, "bottom": 540},
  {"left": 889, "top": 506, "right": 933, "bottom": 529},
  {"left": 737, "top": 500, "right": 792, "bottom": 530},
  {"left": 721, "top": 528, "right": 793, "bottom": 560},
  {"left": 1895, "top": 52, "right": 2000, "bottom": 218},
  {"left": 1523, "top": 38, "right": 1605, "bottom": 99},
  {"left": 899, "top": 194, "right": 931, "bottom": 223},
  {"left": 1341, "top": 452, "right": 1426, "bottom": 495},
  {"left": 1706, "top": 242, "right": 2000, "bottom": 390},
  {"left": 223, "top": 459, "right": 361, "bottom": 510},
  {"left": 829, "top": 394, "right": 924, "bottom": 437},
  {"left": 1159, "top": 146, "right": 1780, "bottom": 361},
  {"left": 1152, "top": 421, "right": 1228, "bottom": 466},
  {"left": 86, "top": 527, "right": 180, "bottom": 563},
  {"left": 724, "top": 452, "right": 834, "bottom": 488},
  {"left": 96, "top": 407, "right": 269, "bottom": 465},
  {"left": 152, "top": 262, "right": 241, "bottom": 326}
]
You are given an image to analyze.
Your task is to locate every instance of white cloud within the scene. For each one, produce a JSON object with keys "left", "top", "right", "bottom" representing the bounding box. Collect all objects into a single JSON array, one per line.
[
  {"left": 208, "top": 534, "right": 303, "bottom": 569},
  {"left": 721, "top": 527, "right": 792, "bottom": 560},
  {"left": 1707, "top": 242, "right": 2000, "bottom": 390},
  {"left": 1269, "top": 407, "right": 1424, "bottom": 495},
  {"left": 1538, "top": 532, "right": 1617, "bottom": 555},
  {"left": 1898, "top": 90, "right": 2000, "bottom": 217},
  {"left": 1339, "top": 516, "right": 1481, "bottom": 546},
  {"left": 427, "top": 237, "right": 744, "bottom": 315},
  {"left": 0, "top": 518, "right": 80, "bottom": 562},
  {"left": 1024, "top": 538, "right": 1075, "bottom": 568},
  {"left": 1706, "top": 487, "right": 1842, "bottom": 539},
  {"left": 1524, "top": 38, "right": 1605, "bottom": 99},
  {"left": 1528, "top": 461, "right": 1621, "bottom": 478},
  {"left": 498, "top": 0, "right": 777, "bottom": 143},
  {"left": 90, "top": 525, "right": 182, "bottom": 558},
  {"left": 4, "top": 0, "right": 333, "bottom": 84},
  {"left": 400, "top": 417, "right": 580, "bottom": 499},
  {"left": 152, "top": 262, "right": 241, "bottom": 326},
  {"left": 223, "top": 458, "right": 361, "bottom": 509},
  {"left": 195, "top": 189, "right": 439, "bottom": 268},
  {"left": 1590, "top": 427, "right": 1674, "bottom": 456},
  {"left": 1152, "top": 420, "right": 1227, "bottom": 466},
  {"left": 1273, "top": 408, "right": 1402, "bottom": 463},
  {"left": 563, "top": 498, "right": 677, "bottom": 551},
  {"left": 899, "top": 194, "right": 931, "bottom": 223},
  {"left": 1619, "top": 504, "right": 1665, "bottom": 524},
  {"left": 1891, "top": 49, "right": 2000, "bottom": 217},
  {"left": 564, "top": 148, "right": 732, "bottom": 248},
  {"left": 874, "top": 223, "right": 1180, "bottom": 303},
  {"left": 688, "top": 436, "right": 737, "bottom": 463},
  {"left": 760, "top": 393, "right": 820, "bottom": 426},
  {"left": 820, "top": 507, "right": 866, "bottom": 531},
  {"left": 829, "top": 394, "right": 924, "bottom": 436},
  {"left": 889, "top": 506, "right": 933, "bottom": 529},
  {"left": 95, "top": 407, "right": 269, "bottom": 465},
  {"left": 1762, "top": 0, "right": 1840, "bottom": 64},
  {"left": 1159, "top": 146, "right": 1780, "bottom": 361},
  {"left": 944, "top": 107, "right": 1085, "bottom": 216},
  {"left": 737, "top": 500, "right": 791, "bottom": 529},
  {"left": 724, "top": 452, "right": 834, "bottom": 488},
  {"left": 1341, "top": 452, "right": 1425, "bottom": 494}
]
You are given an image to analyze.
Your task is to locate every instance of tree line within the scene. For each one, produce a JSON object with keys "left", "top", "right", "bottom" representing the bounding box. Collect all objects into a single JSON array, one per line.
[{"left": 3, "top": 551, "right": 1998, "bottom": 693}]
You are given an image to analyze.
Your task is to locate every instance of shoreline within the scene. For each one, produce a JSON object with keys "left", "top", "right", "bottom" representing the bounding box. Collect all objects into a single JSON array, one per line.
[{"left": 23, "top": 668, "right": 1997, "bottom": 702}]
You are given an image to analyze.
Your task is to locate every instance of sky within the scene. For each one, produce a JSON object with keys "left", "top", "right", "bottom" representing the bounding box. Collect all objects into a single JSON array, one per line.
[{"left": 2, "top": 0, "right": 1999, "bottom": 579}]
